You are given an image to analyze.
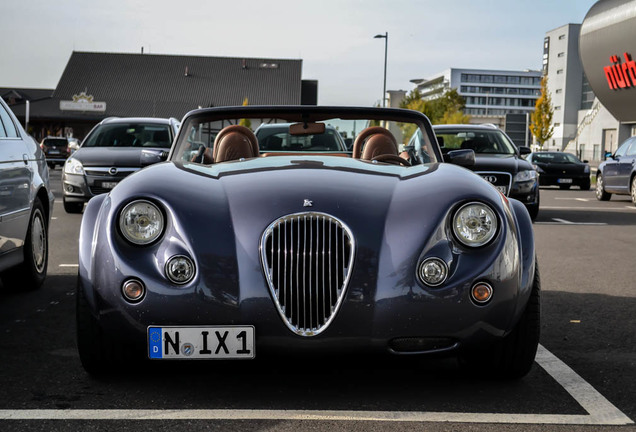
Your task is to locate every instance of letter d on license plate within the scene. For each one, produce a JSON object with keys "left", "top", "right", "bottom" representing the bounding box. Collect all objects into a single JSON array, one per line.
[{"left": 148, "top": 326, "right": 255, "bottom": 359}]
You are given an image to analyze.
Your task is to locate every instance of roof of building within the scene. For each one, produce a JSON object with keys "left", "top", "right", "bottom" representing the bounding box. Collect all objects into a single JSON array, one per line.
[
  {"left": 1, "top": 88, "right": 53, "bottom": 104},
  {"left": 7, "top": 51, "right": 304, "bottom": 120}
]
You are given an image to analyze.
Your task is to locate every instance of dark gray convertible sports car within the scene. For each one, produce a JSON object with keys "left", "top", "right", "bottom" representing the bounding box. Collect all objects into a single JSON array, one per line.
[{"left": 77, "top": 106, "right": 539, "bottom": 379}]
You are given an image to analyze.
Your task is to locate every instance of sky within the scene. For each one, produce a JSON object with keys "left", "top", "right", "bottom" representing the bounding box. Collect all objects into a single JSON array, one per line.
[{"left": 0, "top": 0, "right": 598, "bottom": 106}]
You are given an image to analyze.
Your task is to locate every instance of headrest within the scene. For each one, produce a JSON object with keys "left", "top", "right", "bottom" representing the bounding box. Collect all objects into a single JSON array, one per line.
[
  {"left": 213, "top": 125, "right": 259, "bottom": 163},
  {"left": 352, "top": 126, "right": 398, "bottom": 159}
]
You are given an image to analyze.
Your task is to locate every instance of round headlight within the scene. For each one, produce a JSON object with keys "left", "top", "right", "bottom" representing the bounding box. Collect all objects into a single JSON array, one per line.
[
  {"left": 452, "top": 202, "right": 498, "bottom": 247},
  {"left": 165, "top": 255, "right": 195, "bottom": 284},
  {"left": 119, "top": 200, "right": 164, "bottom": 245}
]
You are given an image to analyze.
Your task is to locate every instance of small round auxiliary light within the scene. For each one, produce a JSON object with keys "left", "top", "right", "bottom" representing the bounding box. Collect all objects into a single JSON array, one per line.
[
  {"left": 165, "top": 255, "right": 195, "bottom": 285},
  {"left": 418, "top": 258, "right": 448, "bottom": 287},
  {"left": 122, "top": 279, "right": 145, "bottom": 302},
  {"left": 471, "top": 282, "right": 493, "bottom": 304}
]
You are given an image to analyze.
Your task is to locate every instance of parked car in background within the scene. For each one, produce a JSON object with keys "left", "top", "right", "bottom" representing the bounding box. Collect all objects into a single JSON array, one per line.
[
  {"left": 433, "top": 124, "right": 540, "bottom": 220},
  {"left": 526, "top": 151, "right": 591, "bottom": 190},
  {"left": 596, "top": 135, "right": 636, "bottom": 205},
  {"left": 255, "top": 123, "right": 349, "bottom": 153},
  {"left": 77, "top": 106, "right": 539, "bottom": 380},
  {"left": 40, "top": 136, "right": 71, "bottom": 168},
  {"left": 0, "top": 98, "right": 54, "bottom": 290},
  {"left": 62, "top": 117, "right": 180, "bottom": 213}
]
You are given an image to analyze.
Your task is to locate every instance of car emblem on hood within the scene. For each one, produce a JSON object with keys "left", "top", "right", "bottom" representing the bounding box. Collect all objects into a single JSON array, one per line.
[
  {"left": 303, "top": 199, "right": 313, "bottom": 207},
  {"left": 109, "top": 167, "right": 118, "bottom": 175}
]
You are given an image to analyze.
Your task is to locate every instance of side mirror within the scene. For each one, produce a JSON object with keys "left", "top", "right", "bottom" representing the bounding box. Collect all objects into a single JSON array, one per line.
[
  {"left": 518, "top": 146, "right": 531, "bottom": 156},
  {"left": 604, "top": 151, "right": 613, "bottom": 160},
  {"left": 141, "top": 149, "right": 168, "bottom": 165},
  {"left": 583, "top": 159, "right": 589, "bottom": 163},
  {"left": 445, "top": 149, "right": 475, "bottom": 167}
]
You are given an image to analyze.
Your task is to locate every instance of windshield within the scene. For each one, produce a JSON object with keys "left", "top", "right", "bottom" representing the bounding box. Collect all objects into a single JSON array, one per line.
[
  {"left": 435, "top": 129, "right": 517, "bottom": 155},
  {"left": 83, "top": 123, "right": 172, "bottom": 148},
  {"left": 532, "top": 152, "right": 582, "bottom": 164},
  {"left": 42, "top": 138, "right": 68, "bottom": 147},
  {"left": 172, "top": 112, "right": 438, "bottom": 166}
]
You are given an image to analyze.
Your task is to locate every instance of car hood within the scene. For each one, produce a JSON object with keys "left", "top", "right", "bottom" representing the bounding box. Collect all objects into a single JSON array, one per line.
[
  {"left": 107, "top": 156, "right": 504, "bottom": 239},
  {"left": 471, "top": 154, "right": 533, "bottom": 174},
  {"left": 71, "top": 147, "right": 167, "bottom": 167}
]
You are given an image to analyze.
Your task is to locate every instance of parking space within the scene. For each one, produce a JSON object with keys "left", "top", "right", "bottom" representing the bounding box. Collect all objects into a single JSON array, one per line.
[{"left": 0, "top": 177, "right": 634, "bottom": 430}]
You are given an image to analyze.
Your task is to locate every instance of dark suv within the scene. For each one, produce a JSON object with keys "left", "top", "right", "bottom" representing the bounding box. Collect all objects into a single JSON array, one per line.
[
  {"left": 433, "top": 124, "right": 539, "bottom": 220},
  {"left": 596, "top": 136, "right": 636, "bottom": 205},
  {"left": 40, "top": 136, "right": 71, "bottom": 168},
  {"left": 62, "top": 117, "right": 180, "bottom": 213}
]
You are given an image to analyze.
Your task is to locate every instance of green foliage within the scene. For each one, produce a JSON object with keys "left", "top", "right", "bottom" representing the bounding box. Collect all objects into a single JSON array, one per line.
[
  {"left": 399, "top": 88, "right": 469, "bottom": 123},
  {"left": 530, "top": 76, "right": 554, "bottom": 148},
  {"left": 398, "top": 88, "right": 470, "bottom": 137}
]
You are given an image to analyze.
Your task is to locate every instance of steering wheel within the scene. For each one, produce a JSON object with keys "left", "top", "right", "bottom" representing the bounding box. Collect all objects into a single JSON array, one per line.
[{"left": 372, "top": 154, "right": 411, "bottom": 166}]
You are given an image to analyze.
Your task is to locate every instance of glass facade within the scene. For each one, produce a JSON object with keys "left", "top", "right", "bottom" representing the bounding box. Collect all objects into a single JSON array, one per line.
[
  {"left": 580, "top": 74, "right": 594, "bottom": 110},
  {"left": 458, "top": 72, "right": 540, "bottom": 116}
]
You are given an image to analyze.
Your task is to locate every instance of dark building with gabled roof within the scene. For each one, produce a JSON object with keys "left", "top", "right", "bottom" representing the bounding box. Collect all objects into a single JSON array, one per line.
[{"left": 4, "top": 51, "right": 316, "bottom": 141}]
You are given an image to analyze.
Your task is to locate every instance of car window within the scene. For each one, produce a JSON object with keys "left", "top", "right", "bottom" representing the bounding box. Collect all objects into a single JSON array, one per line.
[
  {"left": 0, "top": 103, "right": 19, "bottom": 138},
  {"left": 614, "top": 139, "right": 633, "bottom": 158},
  {"left": 434, "top": 129, "right": 516, "bottom": 155},
  {"left": 625, "top": 138, "right": 636, "bottom": 156},
  {"left": 83, "top": 123, "right": 172, "bottom": 148},
  {"left": 533, "top": 153, "right": 581, "bottom": 164},
  {"left": 42, "top": 138, "right": 69, "bottom": 147}
]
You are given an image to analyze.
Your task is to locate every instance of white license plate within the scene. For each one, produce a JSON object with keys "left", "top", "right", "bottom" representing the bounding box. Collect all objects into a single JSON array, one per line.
[
  {"left": 101, "top": 181, "right": 118, "bottom": 189},
  {"left": 495, "top": 185, "right": 508, "bottom": 194},
  {"left": 557, "top": 178, "right": 573, "bottom": 184},
  {"left": 48, "top": 150, "right": 60, "bottom": 155},
  {"left": 148, "top": 326, "right": 255, "bottom": 359}
]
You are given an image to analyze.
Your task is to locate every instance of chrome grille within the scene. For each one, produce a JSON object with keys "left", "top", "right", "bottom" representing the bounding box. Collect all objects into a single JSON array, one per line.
[{"left": 260, "top": 212, "right": 355, "bottom": 336}]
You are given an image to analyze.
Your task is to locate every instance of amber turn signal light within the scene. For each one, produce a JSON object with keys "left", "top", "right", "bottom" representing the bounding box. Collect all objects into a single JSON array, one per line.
[{"left": 471, "top": 282, "right": 493, "bottom": 304}]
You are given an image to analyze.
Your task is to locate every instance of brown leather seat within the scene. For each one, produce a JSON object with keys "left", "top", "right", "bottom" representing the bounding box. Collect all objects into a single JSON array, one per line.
[
  {"left": 213, "top": 125, "right": 259, "bottom": 163},
  {"left": 352, "top": 126, "right": 398, "bottom": 160}
]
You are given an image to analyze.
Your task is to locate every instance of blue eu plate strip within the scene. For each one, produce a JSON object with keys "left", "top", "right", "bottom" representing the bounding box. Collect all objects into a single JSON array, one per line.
[{"left": 148, "top": 327, "right": 163, "bottom": 359}]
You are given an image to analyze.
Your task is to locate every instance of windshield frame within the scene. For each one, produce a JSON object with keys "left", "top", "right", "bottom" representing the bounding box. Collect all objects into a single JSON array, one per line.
[{"left": 170, "top": 106, "right": 441, "bottom": 165}]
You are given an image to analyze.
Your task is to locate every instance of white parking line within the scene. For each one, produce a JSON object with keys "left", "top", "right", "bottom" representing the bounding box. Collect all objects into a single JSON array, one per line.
[
  {"left": 549, "top": 218, "right": 607, "bottom": 226},
  {"left": 59, "top": 264, "right": 79, "bottom": 268},
  {"left": 0, "top": 345, "right": 631, "bottom": 424},
  {"left": 554, "top": 198, "right": 591, "bottom": 202},
  {"left": 540, "top": 206, "right": 635, "bottom": 211}
]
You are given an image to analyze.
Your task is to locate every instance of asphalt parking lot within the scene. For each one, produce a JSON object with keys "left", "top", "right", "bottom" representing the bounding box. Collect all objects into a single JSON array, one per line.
[{"left": 0, "top": 170, "right": 634, "bottom": 432}]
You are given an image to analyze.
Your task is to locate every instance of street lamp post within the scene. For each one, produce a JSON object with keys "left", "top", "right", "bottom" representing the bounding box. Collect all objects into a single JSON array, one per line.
[{"left": 374, "top": 32, "right": 388, "bottom": 107}]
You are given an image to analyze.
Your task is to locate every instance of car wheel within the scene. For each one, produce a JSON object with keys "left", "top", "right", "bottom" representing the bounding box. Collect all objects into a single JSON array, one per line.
[
  {"left": 76, "top": 280, "right": 134, "bottom": 376},
  {"left": 64, "top": 198, "right": 84, "bottom": 214},
  {"left": 460, "top": 259, "right": 541, "bottom": 379},
  {"left": 580, "top": 181, "right": 591, "bottom": 191},
  {"left": 47, "top": 162, "right": 55, "bottom": 169},
  {"left": 558, "top": 184, "right": 571, "bottom": 190},
  {"left": 631, "top": 176, "right": 636, "bottom": 206},
  {"left": 1, "top": 199, "right": 48, "bottom": 290},
  {"left": 595, "top": 173, "right": 611, "bottom": 201}
]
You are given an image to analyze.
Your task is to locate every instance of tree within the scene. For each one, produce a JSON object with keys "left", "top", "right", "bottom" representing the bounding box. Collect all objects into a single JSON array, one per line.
[
  {"left": 398, "top": 88, "right": 470, "bottom": 137},
  {"left": 400, "top": 88, "right": 470, "bottom": 125},
  {"left": 239, "top": 97, "right": 251, "bottom": 128},
  {"left": 530, "top": 76, "right": 554, "bottom": 149}
]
